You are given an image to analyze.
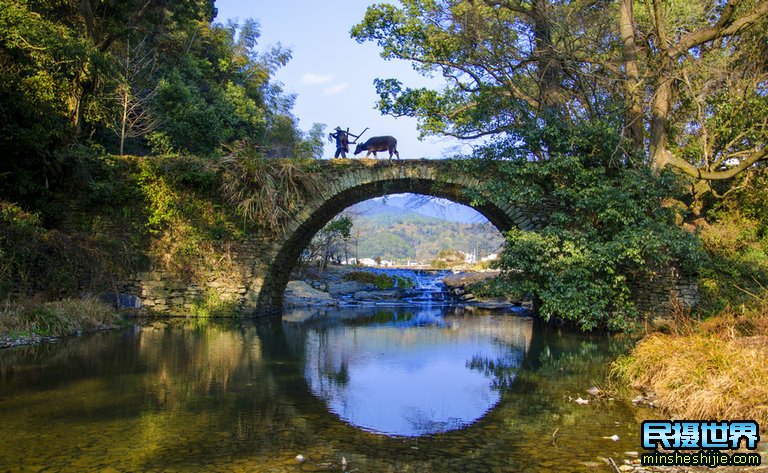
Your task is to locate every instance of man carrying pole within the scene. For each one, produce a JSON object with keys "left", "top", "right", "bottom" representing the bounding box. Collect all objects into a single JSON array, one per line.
[{"left": 329, "top": 127, "right": 368, "bottom": 158}]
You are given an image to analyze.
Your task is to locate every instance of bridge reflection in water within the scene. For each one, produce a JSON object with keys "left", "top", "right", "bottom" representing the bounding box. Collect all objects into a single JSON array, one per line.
[
  {"left": 285, "top": 307, "right": 533, "bottom": 436},
  {"left": 0, "top": 307, "right": 638, "bottom": 472}
]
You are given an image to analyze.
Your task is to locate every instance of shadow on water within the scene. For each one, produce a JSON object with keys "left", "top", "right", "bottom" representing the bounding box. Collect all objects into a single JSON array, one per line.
[{"left": 0, "top": 307, "right": 638, "bottom": 472}]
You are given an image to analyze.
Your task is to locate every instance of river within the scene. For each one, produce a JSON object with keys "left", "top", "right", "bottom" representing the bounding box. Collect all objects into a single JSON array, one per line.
[{"left": 0, "top": 299, "right": 646, "bottom": 472}]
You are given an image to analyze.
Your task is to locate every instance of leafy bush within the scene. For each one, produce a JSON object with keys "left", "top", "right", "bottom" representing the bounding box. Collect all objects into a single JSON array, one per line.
[
  {"left": 0, "top": 201, "right": 129, "bottom": 299},
  {"left": 189, "top": 290, "right": 240, "bottom": 318},
  {"left": 696, "top": 208, "right": 768, "bottom": 312},
  {"left": 456, "top": 120, "right": 704, "bottom": 330},
  {"left": 373, "top": 273, "right": 394, "bottom": 290},
  {"left": 394, "top": 276, "right": 415, "bottom": 289},
  {"left": 343, "top": 271, "right": 377, "bottom": 284},
  {"left": 469, "top": 277, "right": 524, "bottom": 301},
  {"left": 128, "top": 156, "right": 243, "bottom": 280}
]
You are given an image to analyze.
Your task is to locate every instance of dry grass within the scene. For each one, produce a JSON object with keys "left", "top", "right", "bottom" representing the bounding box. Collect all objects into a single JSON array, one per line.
[
  {"left": 219, "top": 140, "right": 321, "bottom": 234},
  {"left": 612, "top": 300, "right": 768, "bottom": 428},
  {"left": 0, "top": 297, "right": 122, "bottom": 337}
]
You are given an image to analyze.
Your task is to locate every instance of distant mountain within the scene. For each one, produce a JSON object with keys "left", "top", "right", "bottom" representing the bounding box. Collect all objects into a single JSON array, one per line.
[
  {"left": 348, "top": 207, "right": 504, "bottom": 263},
  {"left": 348, "top": 198, "right": 412, "bottom": 217},
  {"left": 348, "top": 193, "right": 488, "bottom": 224}
]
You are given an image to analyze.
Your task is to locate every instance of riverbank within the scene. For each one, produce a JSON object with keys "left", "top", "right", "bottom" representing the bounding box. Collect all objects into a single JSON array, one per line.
[
  {"left": 0, "top": 298, "right": 124, "bottom": 349},
  {"left": 613, "top": 301, "right": 768, "bottom": 431},
  {"left": 286, "top": 265, "right": 528, "bottom": 310}
]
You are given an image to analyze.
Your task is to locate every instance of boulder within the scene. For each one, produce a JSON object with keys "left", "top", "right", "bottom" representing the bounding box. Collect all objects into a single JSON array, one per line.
[
  {"left": 116, "top": 294, "right": 142, "bottom": 309},
  {"left": 443, "top": 271, "right": 500, "bottom": 289},
  {"left": 327, "top": 281, "right": 368, "bottom": 295},
  {"left": 285, "top": 280, "right": 334, "bottom": 300},
  {"left": 352, "top": 290, "right": 398, "bottom": 301}
]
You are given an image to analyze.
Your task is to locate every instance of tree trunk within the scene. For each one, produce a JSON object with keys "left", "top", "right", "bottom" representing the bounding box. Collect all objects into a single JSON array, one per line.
[
  {"left": 120, "top": 87, "right": 128, "bottom": 156},
  {"left": 531, "top": 0, "right": 562, "bottom": 110},
  {"left": 620, "top": 0, "right": 643, "bottom": 152},
  {"left": 650, "top": 74, "right": 673, "bottom": 171},
  {"left": 649, "top": 0, "right": 673, "bottom": 171}
]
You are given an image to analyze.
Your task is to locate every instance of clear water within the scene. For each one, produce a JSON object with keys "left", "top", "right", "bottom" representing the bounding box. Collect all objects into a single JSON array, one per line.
[
  {"left": 0, "top": 306, "right": 642, "bottom": 472},
  {"left": 340, "top": 267, "right": 456, "bottom": 304}
]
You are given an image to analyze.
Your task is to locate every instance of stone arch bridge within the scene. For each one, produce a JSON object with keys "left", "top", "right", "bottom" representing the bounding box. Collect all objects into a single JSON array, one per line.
[
  {"left": 125, "top": 159, "right": 549, "bottom": 315},
  {"left": 254, "top": 159, "right": 548, "bottom": 313}
]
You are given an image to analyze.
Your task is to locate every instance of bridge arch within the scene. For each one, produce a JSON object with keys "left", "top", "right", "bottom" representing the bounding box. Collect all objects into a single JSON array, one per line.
[{"left": 252, "top": 160, "right": 545, "bottom": 314}]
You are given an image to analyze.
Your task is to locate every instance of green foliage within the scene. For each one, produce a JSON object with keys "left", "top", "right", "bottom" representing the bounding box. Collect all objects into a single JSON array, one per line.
[
  {"left": 304, "top": 215, "right": 354, "bottom": 267},
  {"left": 352, "top": 0, "right": 619, "bottom": 140},
  {"left": 189, "top": 289, "right": 240, "bottom": 318},
  {"left": 393, "top": 275, "right": 414, "bottom": 290},
  {"left": 469, "top": 277, "right": 523, "bottom": 301},
  {"left": 342, "top": 271, "right": 414, "bottom": 290},
  {"left": 458, "top": 121, "right": 704, "bottom": 330},
  {"left": 353, "top": 210, "right": 502, "bottom": 263},
  {"left": 343, "top": 271, "right": 377, "bottom": 284},
  {"left": 0, "top": 1, "right": 320, "bottom": 210},
  {"left": 127, "top": 156, "right": 244, "bottom": 279},
  {"left": 0, "top": 200, "right": 131, "bottom": 299},
  {"left": 696, "top": 190, "right": 768, "bottom": 312},
  {"left": 373, "top": 273, "right": 395, "bottom": 290}
]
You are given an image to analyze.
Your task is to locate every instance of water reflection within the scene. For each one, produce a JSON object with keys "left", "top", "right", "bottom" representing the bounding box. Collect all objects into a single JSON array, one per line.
[
  {"left": 289, "top": 307, "right": 532, "bottom": 436},
  {"left": 0, "top": 309, "right": 639, "bottom": 472}
]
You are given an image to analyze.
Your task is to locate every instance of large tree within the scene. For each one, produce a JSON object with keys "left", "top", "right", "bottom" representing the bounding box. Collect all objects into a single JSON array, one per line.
[
  {"left": 352, "top": 0, "right": 768, "bottom": 190},
  {"left": 635, "top": 0, "right": 768, "bottom": 191},
  {"left": 352, "top": 0, "right": 619, "bottom": 144}
]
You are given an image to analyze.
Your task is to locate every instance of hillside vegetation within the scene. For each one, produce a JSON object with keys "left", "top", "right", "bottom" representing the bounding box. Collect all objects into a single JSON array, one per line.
[{"left": 353, "top": 211, "right": 503, "bottom": 263}]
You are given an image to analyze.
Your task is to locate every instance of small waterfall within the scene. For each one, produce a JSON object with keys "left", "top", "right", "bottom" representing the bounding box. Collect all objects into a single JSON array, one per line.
[{"left": 367, "top": 268, "right": 452, "bottom": 305}]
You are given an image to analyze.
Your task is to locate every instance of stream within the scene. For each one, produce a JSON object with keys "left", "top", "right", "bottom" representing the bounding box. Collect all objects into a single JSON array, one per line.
[{"left": 0, "top": 303, "right": 644, "bottom": 472}]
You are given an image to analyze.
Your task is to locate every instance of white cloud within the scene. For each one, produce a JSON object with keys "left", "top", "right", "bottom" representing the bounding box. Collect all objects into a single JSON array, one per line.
[
  {"left": 302, "top": 72, "right": 333, "bottom": 85},
  {"left": 323, "top": 83, "right": 348, "bottom": 96}
]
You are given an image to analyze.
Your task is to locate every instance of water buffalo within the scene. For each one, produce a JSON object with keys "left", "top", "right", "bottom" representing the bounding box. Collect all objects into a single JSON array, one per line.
[{"left": 353, "top": 136, "right": 400, "bottom": 160}]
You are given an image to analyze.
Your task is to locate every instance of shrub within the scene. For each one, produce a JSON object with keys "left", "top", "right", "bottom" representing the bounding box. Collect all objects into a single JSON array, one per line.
[
  {"left": 343, "top": 271, "right": 377, "bottom": 284},
  {"left": 0, "top": 298, "right": 121, "bottom": 337},
  {"left": 0, "top": 201, "right": 129, "bottom": 299},
  {"left": 373, "top": 273, "right": 394, "bottom": 290},
  {"left": 189, "top": 290, "right": 240, "bottom": 318},
  {"left": 696, "top": 210, "right": 768, "bottom": 312},
  {"left": 218, "top": 140, "right": 321, "bottom": 234}
]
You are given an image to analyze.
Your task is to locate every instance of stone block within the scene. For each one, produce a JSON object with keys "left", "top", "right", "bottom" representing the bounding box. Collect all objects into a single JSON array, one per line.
[{"left": 116, "top": 294, "right": 142, "bottom": 309}]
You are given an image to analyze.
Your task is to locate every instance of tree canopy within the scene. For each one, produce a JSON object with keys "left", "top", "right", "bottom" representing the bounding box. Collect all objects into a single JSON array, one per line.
[
  {"left": 352, "top": 0, "right": 768, "bottom": 191},
  {"left": 0, "top": 0, "right": 322, "bottom": 204}
]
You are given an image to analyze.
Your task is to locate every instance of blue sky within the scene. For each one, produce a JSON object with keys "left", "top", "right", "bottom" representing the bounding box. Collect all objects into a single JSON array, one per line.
[{"left": 214, "top": 1, "right": 465, "bottom": 159}]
